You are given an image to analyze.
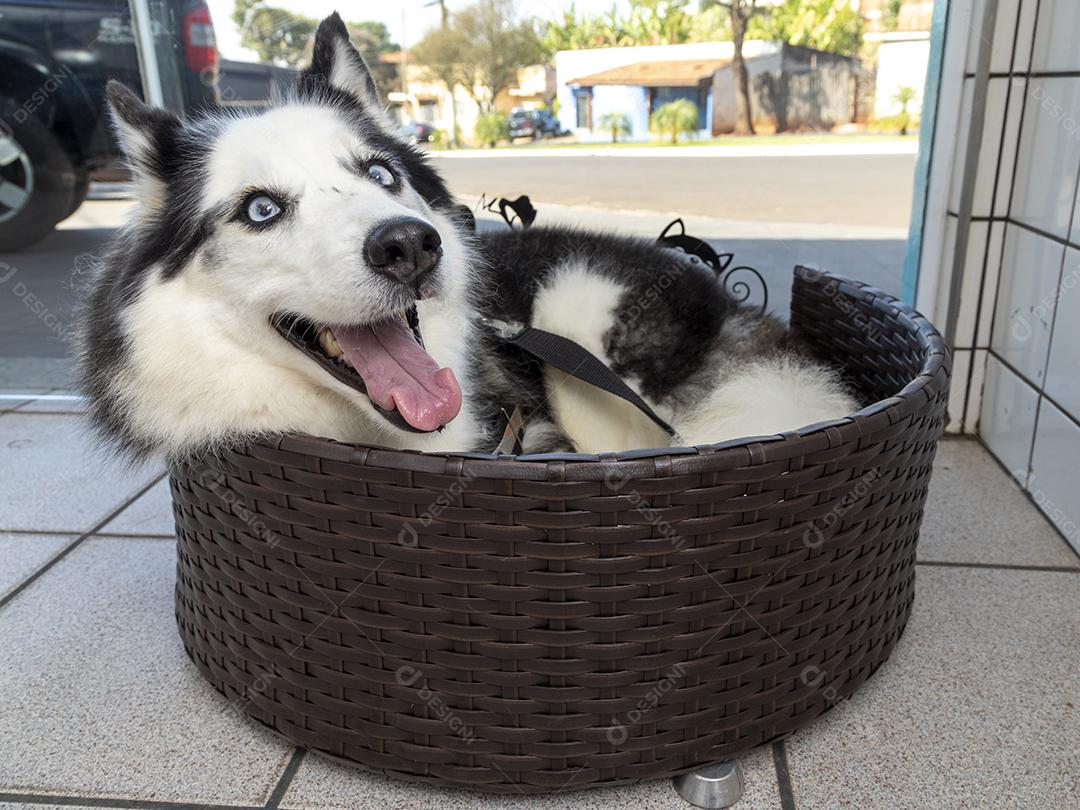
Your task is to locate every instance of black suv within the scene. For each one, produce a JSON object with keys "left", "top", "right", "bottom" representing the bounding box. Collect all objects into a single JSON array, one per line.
[
  {"left": 507, "top": 108, "right": 562, "bottom": 141},
  {"left": 0, "top": 0, "right": 219, "bottom": 252}
]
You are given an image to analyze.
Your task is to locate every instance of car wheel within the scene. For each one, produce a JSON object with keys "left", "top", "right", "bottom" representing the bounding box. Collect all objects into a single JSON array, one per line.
[
  {"left": 0, "top": 98, "right": 79, "bottom": 253},
  {"left": 61, "top": 170, "right": 90, "bottom": 223}
]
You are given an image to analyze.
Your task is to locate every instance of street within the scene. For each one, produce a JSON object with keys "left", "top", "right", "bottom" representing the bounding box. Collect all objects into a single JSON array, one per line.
[
  {"left": 0, "top": 151, "right": 914, "bottom": 389},
  {"left": 432, "top": 151, "right": 917, "bottom": 228}
]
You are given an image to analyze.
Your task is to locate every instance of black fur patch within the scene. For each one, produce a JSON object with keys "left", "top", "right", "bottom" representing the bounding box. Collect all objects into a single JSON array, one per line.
[
  {"left": 80, "top": 89, "right": 224, "bottom": 457},
  {"left": 474, "top": 227, "right": 736, "bottom": 401},
  {"left": 305, "top": 12, "right": 382, "bottom": 106}
]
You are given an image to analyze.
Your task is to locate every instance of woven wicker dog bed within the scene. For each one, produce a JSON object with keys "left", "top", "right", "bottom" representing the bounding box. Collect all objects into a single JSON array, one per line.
[{"left": 171, "top": 267, "right": 949, "bottom": 793}]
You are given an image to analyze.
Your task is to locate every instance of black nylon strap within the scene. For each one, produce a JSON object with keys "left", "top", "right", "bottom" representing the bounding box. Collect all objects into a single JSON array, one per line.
[{"left": 506, "top": 326, "right": 676, "bottom": 437}]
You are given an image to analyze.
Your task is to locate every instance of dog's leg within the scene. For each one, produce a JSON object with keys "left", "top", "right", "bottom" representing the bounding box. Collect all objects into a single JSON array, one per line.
[
  {"left": 670, "top": 354, "right": 858, "bottom": 446},
  {"left": 531, "top": 261, "right": 671, "bottom": 454},
  {"left": 519, "top": 417, "right": 575, "bottom": 454}
]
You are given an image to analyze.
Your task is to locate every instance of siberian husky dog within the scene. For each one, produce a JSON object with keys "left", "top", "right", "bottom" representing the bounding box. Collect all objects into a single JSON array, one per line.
[{"left": 78, "top": 13, "right": 856, "bottom": 462}]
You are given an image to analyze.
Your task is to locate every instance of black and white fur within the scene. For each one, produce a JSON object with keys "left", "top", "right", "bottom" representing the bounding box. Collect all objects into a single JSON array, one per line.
[{"left": 78, "top": 13, "right": 856, "bottom": 461}]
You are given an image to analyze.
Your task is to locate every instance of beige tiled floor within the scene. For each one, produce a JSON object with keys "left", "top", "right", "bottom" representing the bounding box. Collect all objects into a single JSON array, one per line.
[
  {"left": 0, "top": 411, "right": 160, "bottom": 533},
  {"left": 98, "top": 478, "right": 175, "bottom": 537},
  {"left": 0, "top": 398, "right": 1077, "bottom": 810}
]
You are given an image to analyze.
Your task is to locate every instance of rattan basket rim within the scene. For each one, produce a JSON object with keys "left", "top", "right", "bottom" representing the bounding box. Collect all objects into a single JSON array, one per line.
[{"left": 243, "top": 268, "right": 948, "bottom": 475}]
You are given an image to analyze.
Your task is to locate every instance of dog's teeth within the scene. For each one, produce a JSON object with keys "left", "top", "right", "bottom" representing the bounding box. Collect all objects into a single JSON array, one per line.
[{"left": 319, "top": 329, "right": 343, "bottom": 358}]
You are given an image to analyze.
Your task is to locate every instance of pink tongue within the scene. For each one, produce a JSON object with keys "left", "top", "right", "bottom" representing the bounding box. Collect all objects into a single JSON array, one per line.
[{"left": 331, "top": 319, "right": 462, "bottom": 432}]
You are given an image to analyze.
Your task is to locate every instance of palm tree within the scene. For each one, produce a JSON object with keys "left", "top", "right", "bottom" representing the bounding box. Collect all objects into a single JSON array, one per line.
[
  {"left": 598, "top": 112, "right": 632, "bottom": 143},
  {"left": 893, "top": 85, "right": 917, "bottom": 135},
  {"left": 650, "top": 99, "right": 699, "bottom": 144}
]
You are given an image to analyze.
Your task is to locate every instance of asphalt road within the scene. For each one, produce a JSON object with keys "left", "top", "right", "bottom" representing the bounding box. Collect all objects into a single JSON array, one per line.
[{"left": 432, "top": 152, "right": 917, "bottom": 229}]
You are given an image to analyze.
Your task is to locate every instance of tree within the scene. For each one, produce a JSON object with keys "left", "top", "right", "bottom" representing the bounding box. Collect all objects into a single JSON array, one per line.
[
  {"left": 452, "top": 0, "right": 544, "bottom": 112},
  {"left": 347, "top": 21, "right": 400, "bottom": 100},
  {"left": 598, "top": 112, "right": 632, "bottom": 143},
  {"left": 883, "top": 0, "right": 902, "bottom": 32},
  {"left": 710, "top": 0, "right": 764, "bottom": 135},
  {"left": 413, "top": 0, "right": 542, "bottom": 114},
  {"left": 542, "top": 3, "right": 611, "bottom": 52},
  {"left": 411, "top": 27, "right": 470, "bottom": 147},
  {"left": 231, "top": 2, "right": 399, "bottom": 87},
  {"left": 893, "top": 85, "right": 917, "bottom": 135},
  {"left": 650, "top": 99, "right": 699, "bottom": 144},
  {"left": 541, "top": 0, "right": 728, "bottom": 53},
  {"left": 232, "top": 0, "right": 314, "bottom": 67},
  {"left": 749, "top": 0, "right": 863, "bottom": 57}
]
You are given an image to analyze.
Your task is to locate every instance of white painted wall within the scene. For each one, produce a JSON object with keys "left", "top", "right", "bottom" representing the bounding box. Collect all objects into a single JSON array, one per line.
[
  {"left": 589, "top": 86, "right": 649, "bottom": 141},
  {"left": 875, "top": 36, "right": 932, "bottom": 118}
]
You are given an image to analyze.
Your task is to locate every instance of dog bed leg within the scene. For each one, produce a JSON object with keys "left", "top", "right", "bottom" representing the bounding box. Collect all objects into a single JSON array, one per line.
[{"left": 672, "top": 761, "right": 745, "bottom": 808}]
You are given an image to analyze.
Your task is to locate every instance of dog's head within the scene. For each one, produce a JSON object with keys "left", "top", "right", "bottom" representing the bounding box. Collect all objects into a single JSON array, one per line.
[{"left": 85, "top": 14, "right": 477, "bottom": 457}]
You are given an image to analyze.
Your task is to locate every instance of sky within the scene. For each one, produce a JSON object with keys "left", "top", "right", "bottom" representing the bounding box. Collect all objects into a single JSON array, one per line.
[{"left": 206, "top": 0, "right": 631, "bottom": 61}]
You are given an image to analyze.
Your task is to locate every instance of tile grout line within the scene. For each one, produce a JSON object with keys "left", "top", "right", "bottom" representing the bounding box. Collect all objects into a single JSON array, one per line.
[
  {"left": 0, "top": 792, "right": 262, "bottom": 810},
  {"left": 771, "top": 741, "right": 797, "bottom": 810},
  {"left": 264, "top": 748, "right": 307, "bottom": 809},
  {"left": 916, "top": 559, "right": 1079, "bottom": 573},
  {"left": 0, "top": 530, "right": 173, "bottom": 539},
  {"left": 0, "top": 472, "right": 168, "bottom": 613},
  {"left": 93, "top": 532, "right": 175, "bottom": 540}
]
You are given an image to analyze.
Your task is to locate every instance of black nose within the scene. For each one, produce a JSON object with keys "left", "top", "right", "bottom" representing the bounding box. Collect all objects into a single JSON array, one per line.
[{"left": 364, "top": 217, "right": 442, "bottom": 285}]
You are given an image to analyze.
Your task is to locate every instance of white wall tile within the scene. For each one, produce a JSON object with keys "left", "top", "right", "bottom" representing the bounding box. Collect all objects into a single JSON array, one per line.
[
  {"left": 994, "top": 77, "right": 1027, "bottom": 218},
  {"left": 1011, "top": 78, "right": 1080, "bottom": 239},
  {"left": 980, "top": 354, "right": 1039, "bottom": 483},
  {"left": 972, "top": 79, "right": 1007, "bottom": 217},
  {"left": 1044, "top": 248, "right": 1080, "bottom": 421},
  {"left": 1013, "top": 0, "right": 1038, "bottom": 71},
  {"left": 993, "top": 0, "right": 1023, "bottom": 72},
  {"left": 948, "top": 350, "right": 972, "bottom": 433},
  {"left": 990, "top": 225, "right": 1065, "bottom": 385},
  {"left": 965, "top": 0, "right": 1023, "bottom": 74},
  {"left": 1070, "top": 175, "right": 1080, "bottom": 246},
  {"left": 965, "top": 349, "right": 989, "bottom": 431},
  {"left": 949, "top": 79, "right": 974, "bottom": 213},
  {"left": 1030, "top": 0, "right": 1080, "bottom": 73},
  {"left": 1029, "top": 399, "right": 1080, "bottom": 554},
  {"left": 956, "top": 221, "right": 989, "bottom": 347},
  {"left": 938, "top": 214, "right": 959, "bottom": 323},
  {"left": 965, "top": 0, "right": 985, "bottom": 74},
  {"left": 977, "top": 222, "right": 1006, "bottom": 348}
]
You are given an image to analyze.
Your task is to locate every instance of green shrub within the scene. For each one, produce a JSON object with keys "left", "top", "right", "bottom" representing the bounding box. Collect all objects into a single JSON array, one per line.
[
  {"left": 598, "top": 112, "right": 632, "bottom": 143},
  {"left": 650, "top": 99, "right": 699, "bottom": 144},
  {"left": 474, "top": 112, "right": 510, "bottom": 148},
  {"left": 870, "top": 86, "right": 920, "bottom": 135},
  {"left": 869, "top": 113, "right": 920, "bottom": 135}
]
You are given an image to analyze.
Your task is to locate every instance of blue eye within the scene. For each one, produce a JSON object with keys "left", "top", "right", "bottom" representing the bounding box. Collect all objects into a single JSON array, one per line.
[
  {"left": 367, "top": 163, "right": 395, "bottom": 187},
  {"left": 246, "top": 194, "right": 282, "bottom": 224}
]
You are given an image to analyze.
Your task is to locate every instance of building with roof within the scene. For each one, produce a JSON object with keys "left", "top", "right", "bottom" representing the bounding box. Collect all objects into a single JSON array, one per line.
[
  {"left": 556, "top": 41, "right": 861, "bottom": 141},
  {"left": 381, "top": 51, "right": 555, "bottom": 146},
  {"left": 556, "top": 41, "right": 781, "bottom": 141}
]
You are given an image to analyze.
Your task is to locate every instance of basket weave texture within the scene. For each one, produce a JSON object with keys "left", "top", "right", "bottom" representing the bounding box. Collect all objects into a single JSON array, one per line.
[{"left": 171, "top": 268, "right": 950, "bottom": 792}]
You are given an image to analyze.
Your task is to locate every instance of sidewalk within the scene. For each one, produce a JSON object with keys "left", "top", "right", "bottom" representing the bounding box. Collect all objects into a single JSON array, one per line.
[
  {"left": 435, "top": 140, "right": 919, "bottom": 160},
  {"left": 0, "top": 392, "right": 1077, "bottom": 809}
]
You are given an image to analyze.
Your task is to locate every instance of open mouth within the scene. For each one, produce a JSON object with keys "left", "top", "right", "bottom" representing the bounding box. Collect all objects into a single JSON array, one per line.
[{"left": 271, "top": 306, "right": 462, "bottom": 433}]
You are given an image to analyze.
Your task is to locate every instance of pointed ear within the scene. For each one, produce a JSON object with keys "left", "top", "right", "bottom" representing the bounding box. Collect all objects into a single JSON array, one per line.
[
  {"left": 106, "top": 80, "right": 180, "bottom": 197},
  {"left": 306, "top": 13, "right": 385, "bottom": 112}
]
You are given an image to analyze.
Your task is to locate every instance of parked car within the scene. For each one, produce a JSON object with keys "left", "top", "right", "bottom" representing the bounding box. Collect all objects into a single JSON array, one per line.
[
  {"left": 0, "top": 0, "right": 220, "bottom": 252},
  {"left": 508, "top": 109, "right": 562, "bottom": 141},
  {"left": 399, "top": 120, "right": 435, "bottom": 144}
]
